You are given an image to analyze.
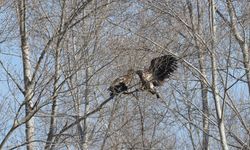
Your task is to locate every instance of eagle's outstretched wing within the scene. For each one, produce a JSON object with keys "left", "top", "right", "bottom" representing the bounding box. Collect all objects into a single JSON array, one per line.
[
  {"left": 136, "top": 55, "right": 177, "bottom": 98},
  {"left": 149, "top": 55, "right": 177, "bottom": 84}
]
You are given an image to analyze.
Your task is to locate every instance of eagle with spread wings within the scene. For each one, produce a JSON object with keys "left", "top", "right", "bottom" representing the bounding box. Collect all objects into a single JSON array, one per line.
[
  {"left": 136, "top": 55, "right": 177, "bottom": 98},
  {"left": 108, "top": 55, "right": 177, "bottom": 98}
]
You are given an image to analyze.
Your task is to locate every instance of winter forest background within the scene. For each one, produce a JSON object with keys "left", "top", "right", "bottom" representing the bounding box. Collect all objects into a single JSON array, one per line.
[{"left": 0, "top": 0, "right": 249, "bottom": 149}]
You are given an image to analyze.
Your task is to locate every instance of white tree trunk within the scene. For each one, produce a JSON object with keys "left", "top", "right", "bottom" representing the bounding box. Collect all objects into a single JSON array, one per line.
[
  {"left": 187, "top": 0, "right": 209, "bottom": 148},
  {"left": 44, "top": 46, "right": 60, "bottom": 150},
  {"left": 226, "top": 0, "right": 250, "bottom": 94},
  {"left": 18, "top": 0, "right": 35, "bottom": 149},
  {"left": 83, "top": 67, "right": 90, "bottom": 150},
  {"left": 209, "top": 0, "right": 229, "bottom": 150}
]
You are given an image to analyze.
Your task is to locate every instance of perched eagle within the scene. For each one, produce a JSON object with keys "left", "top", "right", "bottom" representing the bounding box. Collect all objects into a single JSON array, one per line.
[
  {"left": 108, "top": 69, "right": 135, "bottom": 98},
  {"left": 136, "top": 55, "right": 177, "bottom": 98}
]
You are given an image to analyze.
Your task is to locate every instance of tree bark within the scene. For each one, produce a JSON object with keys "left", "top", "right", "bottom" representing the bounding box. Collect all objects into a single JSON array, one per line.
[
  {"left": 209, "top": 0, "right": 229, "bottom": 149},
  {"left": 226, "top": 0, "right": 250, "bottom": 95},
  {"left": 187, "top": 0, "right": 209, "bottom": 149},
  {"left": 18, "top": 0, "right": 35, "bottom": 149},
  {"left": 82, "top": 66, "right": 90, "bottom": 150},
  {"left": 44, "top": 47, "right": 60, "bottom": 150}
]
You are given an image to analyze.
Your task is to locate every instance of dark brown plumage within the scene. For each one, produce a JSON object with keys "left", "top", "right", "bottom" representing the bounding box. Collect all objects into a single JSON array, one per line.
[
  {"left": 108, "top": 69, "right": 134, "bottom": 98},
  {"left": 136, "top": 55, "right": 177, "bottom": 98}
]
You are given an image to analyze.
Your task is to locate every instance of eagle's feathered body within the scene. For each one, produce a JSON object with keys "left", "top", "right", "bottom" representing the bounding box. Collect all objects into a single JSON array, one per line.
[
  {"left": 108, "top": 69, "right": 134, "bottom": 97},
  {"left": 136, "top": 55, "right": 177, "bottom": 98},
  {"left": 108, "top": 55, "right": 177, "bottom": 98},
  {"left": 136, "top": 70, "right": 160, "bottom": 98}
]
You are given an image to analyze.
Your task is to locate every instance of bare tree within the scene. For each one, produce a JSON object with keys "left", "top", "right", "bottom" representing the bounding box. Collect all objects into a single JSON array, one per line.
[
  {"left": 226, "top": 0, "right": 250, "bottom": 95},
  {"left": 18, "top": 0, "right": 35, "bottom": 149},
  {"left": 44, "top": 1, "right": 65, "bottom": 148},
  {"left": 209, "top": 0, "right": 228, "bottom": 149},
  {"left": 0, "top": 0, "right": 250, "bottom": 149},
  {"left": 186, "top": 0, "right": 209, "bottom": 149}
]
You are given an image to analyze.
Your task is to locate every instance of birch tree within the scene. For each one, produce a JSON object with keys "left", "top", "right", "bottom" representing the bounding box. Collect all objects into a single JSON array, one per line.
[
  {"left": 186, "top": 1, "right": 209, "bottom": 149},
  {"left": 209, "top": 0, "right": 228, "bottom": 149},
  {"left": 0, "top": 0, "right": 250, "bottom": 149},
  {"left": 226, "top": 0, "right": 250, "bottom": 94},
  {"left": 18, "top": 0, "right": 35, "bottom": 149}
]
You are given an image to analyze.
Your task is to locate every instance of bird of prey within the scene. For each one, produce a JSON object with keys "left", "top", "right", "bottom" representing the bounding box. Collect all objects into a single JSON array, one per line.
[
  {"left": 136, "top": 55, "right": 178, "bottom": 98},
  {"left": 108, "top": 69, "right": 135, "bottom": 98}
]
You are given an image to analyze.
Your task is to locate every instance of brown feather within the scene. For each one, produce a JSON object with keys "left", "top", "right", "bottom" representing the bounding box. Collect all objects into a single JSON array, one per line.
[
  {"left": 136, "top": 55, "right": 177, "bottom": 98},
  {"left": 108, "top": 69, "right": 134, "bottom": 97}
]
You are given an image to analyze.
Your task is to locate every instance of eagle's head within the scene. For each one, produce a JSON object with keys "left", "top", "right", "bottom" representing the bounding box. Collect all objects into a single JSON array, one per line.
[
  {"left": 127, "top": 69, "right": 135, "bottom": 76},
  {"left": 135, "top": 70, "right": 143, "bottom": 76}
]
